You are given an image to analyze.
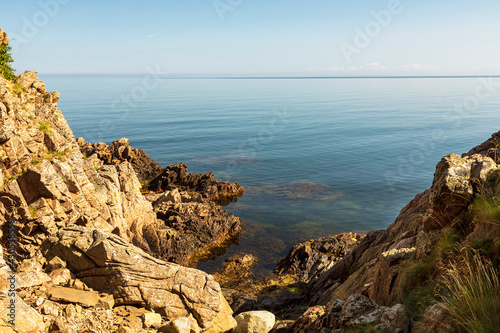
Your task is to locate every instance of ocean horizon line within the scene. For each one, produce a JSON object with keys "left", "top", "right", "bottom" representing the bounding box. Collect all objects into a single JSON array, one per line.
[{"left": 40, "top": 74, "right": 500, "bottom": 79}]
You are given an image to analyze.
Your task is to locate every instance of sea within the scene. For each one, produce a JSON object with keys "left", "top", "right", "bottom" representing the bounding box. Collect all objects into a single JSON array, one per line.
[{"left": 40, "top": 75, "right": 500, "bottom": 275}]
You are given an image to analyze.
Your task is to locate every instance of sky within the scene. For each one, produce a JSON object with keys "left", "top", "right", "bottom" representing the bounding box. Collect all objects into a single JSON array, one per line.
[{"left": 0, "top": 0, "right": 499, "bottom": 76}]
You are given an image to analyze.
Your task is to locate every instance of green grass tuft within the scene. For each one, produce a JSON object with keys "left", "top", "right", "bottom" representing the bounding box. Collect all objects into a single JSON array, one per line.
[
  {"left": 38, "top": 122, "right": 52, "bottom": 133},
  {"left": 441, "top": 252, "right": 500, "bottom": 333}
]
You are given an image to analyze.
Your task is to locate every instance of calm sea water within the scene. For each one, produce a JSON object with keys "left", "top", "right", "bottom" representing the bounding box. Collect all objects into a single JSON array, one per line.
[{"left": 41, "top": 75, "right": 500, "bottom": 274}]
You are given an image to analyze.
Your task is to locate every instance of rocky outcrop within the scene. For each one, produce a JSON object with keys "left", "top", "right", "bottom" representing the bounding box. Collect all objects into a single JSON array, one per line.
[
  {"left": 42, "top": 225, "right": 237, "bottom": 332},
  {"left": 290, "top": 294, "right": 409, "bottom": 333},
  {"left": 274, "top": 232, "right": 365, "bottom": 283},
  {"left": 148, "top": 163, "right": 244, "bottom": 205},
  {"left": 302, "top": 151, "right": 498, "bottom": 309},
  {"left": 462, "top": 130, "right": 500, "bottom": 163},
  {"left": 78, "top": 137, "right": 163, "bottom": 182},
  {"left": 146, "top": 188, "right": 241, "bottom": 264},
  {"left": 0, "top": 68, "right": 242, "bottom": 270},
  {"left": 0, "top": 28, "right": 8, "bottom": 45},
  {"left": 0, "top": 70, "right": 166, "bottom": 266}
]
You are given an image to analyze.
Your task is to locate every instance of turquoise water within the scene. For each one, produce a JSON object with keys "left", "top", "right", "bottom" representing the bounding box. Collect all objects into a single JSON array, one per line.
[{"left": 41, "top": 75, "right": 500, "bottom": 274}]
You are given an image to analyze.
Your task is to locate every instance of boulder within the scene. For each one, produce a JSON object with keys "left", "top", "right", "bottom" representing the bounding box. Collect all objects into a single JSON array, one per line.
[
  {"left": 234, "top": 311, "right": 276, "bottom": 333},
  {"left": 42, "top": 226, "right": 236, "bottom": 332}
]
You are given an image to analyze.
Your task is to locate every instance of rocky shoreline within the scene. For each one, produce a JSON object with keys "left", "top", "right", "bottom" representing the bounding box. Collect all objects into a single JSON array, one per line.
[{"left": 1, "top": 29, "right": 499, "bottom": 332}]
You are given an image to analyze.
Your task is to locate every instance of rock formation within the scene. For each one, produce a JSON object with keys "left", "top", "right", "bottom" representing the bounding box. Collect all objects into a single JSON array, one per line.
[
  {"left": 78, "top": 137, "right": 163, "bottom": 183},
  {"left": 274, "top": 232, "right": 365, "bottom": 283},
  {"left": 42, "top": 226, "right": 236, "bottom": 332},
  {"left": 0, "top": 29, "right": 241, "bottom": 332},
  {"left": 147, "top": 163, "right": 244, "bottom": 205},
  {"left": 0, "top": 28, "right": 8, "bottom": 45}
]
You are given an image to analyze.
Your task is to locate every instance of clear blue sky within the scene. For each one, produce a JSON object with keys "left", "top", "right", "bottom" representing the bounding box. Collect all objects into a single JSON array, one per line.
[{"left": 1, "top": 0, "right": 499, "bottom": 76}]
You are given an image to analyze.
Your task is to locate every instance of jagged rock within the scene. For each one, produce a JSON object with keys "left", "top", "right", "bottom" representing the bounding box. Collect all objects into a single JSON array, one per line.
[
  {"left": 463, "top": 130, "right": 500, "bottom": 163},
  {"left": 304, "top": 151, "right": 498, "bottom": 306},
  {"left": 78, "top": 137, "right": 163, "bottom": 182},
  {"left": 290, "top": 294, "right": 409, "bottom": 333},
  {"left": 42, "top": 226, "right": 237, "bottom": 332},
  {"left": 49, "top": 268, "right": 73, "bottom": 286},
  {"left": 48, "top": 286, "right": 100, "bottom": 307},
  {"left": 150, "top": 189, "right": 241, "bottom": 264},
  {"left": 234, "top": 311, "right": 276, "bottom": 333},
  {"left": 46, "top": 256, "right": 66, "bottom": 272},
  {"left": 148, "top": 163, "right": 244, "bottom": 204},
  {"left": 0, "top": 28, "right": 7, "bottom": 45},
  {"left": 275, "top": 232, "right": 365, "bottom": 283},
  {"left": 422, "top": 153, "right": 495, "bottom": 231}
]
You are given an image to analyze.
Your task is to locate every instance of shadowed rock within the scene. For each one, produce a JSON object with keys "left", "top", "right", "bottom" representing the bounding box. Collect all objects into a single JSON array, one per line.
[
  {"left": 148, "top": 163, "right": 244, "bottom": 205},
  {"left": 275, "top": 232, "right": 365, "bottom": 283}
]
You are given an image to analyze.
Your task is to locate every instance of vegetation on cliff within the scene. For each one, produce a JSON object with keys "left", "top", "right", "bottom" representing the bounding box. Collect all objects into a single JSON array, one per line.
[{"left": 0, "top": 43, "right": 15, "bottom": 80}]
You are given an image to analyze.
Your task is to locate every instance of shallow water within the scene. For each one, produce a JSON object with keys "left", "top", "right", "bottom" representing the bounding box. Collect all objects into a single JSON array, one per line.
[{"left": 41, "top": 75, "right": 500, "bottom": 274}]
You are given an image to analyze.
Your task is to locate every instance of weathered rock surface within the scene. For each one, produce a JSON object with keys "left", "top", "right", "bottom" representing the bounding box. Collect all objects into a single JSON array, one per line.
[
  {"left": 48, "top": 286, "right": 100, "bottom": 307},
  {"left": 78, "top": 137, "right": 163, "bottom": 182},
  {"left": 148, "top": 163, "right": 244, "bottom": 205},
  {"left": 275, "top": 232, "right": 365, "bottom": 283},
  {"left": 290, "top": 294, "right": 409, "bottom": 333},
  {"left": 42, "top": 225, "right": 236, "bottom": 332}
]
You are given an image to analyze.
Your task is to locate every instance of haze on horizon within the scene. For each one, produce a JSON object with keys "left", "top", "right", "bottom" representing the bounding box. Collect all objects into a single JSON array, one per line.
[{"left": 1, "top": 0, "right": 499, "bottom": 77}]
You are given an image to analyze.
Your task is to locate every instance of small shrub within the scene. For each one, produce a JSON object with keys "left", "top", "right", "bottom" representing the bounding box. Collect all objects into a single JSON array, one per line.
[
  {"left": 0, "top": 44, "right": 16, "bottom": 80},
  {"left": 38, "top": 122, "right": 52, "bottom": 133},
  {"left": 441, "top": 252, "right": 500, "bottom": 333}
]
